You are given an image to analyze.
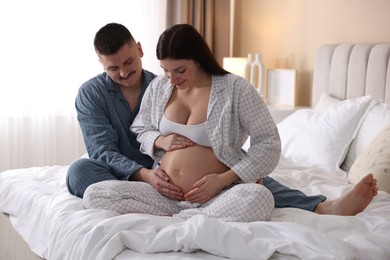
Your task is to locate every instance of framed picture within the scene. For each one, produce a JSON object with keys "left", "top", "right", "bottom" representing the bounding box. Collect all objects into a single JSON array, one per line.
[{"left": 266, "top": 69, "right": 296, "bottom": 106}]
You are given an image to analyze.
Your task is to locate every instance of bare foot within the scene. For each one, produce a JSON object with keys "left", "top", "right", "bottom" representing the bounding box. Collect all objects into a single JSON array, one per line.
[{"left": 315, "top": 173, "right": 378, "bottom": 216}]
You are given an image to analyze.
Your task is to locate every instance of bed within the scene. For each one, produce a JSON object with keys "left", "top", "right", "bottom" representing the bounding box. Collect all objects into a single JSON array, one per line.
[{"left": 1, "top": 43, "right": 390, "bottom": 260}]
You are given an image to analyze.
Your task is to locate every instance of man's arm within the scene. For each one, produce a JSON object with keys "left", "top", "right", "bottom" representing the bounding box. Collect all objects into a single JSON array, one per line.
[{"left": 76, "top": 81, "right": 152, "bottom": 180}]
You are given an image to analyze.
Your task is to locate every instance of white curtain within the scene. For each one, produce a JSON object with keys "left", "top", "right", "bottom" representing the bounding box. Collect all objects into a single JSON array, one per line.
[{"left": 0, "top": 0, "right": 167, "bottom": 172}]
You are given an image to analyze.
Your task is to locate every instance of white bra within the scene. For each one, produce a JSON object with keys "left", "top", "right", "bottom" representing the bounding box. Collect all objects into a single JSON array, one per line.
[{"left": 159, "top": 114, "right": 211, "bottom": 147}]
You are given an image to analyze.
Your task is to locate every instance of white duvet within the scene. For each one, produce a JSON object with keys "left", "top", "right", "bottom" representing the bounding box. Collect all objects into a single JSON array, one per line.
[{"left": 1, "top": 157, "right": 390, "bottom": 260}]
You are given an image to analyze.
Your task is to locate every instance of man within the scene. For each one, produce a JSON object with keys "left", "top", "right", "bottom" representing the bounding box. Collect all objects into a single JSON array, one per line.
[
  {"left": 66, "top": 23, "right": 182, "bottom": 199},
  {"left": 68, "top": 23, "right": 377, "bottom": 217}
]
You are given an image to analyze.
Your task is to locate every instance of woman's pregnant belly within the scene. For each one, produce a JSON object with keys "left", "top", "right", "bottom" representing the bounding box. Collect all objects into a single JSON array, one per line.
[{"left": 160, "top": 145, "right": 229, "bottom": 194}]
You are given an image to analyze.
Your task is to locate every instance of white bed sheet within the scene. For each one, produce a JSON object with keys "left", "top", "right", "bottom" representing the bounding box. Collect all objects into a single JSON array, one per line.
[{"left": 1, "top": 157, "right": 390, "bottom": 260}]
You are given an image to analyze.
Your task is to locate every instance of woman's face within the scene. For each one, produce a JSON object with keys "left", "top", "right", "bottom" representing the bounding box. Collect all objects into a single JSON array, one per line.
[{"left": 160, "top": 58, "right": 200, "bottom": 89}]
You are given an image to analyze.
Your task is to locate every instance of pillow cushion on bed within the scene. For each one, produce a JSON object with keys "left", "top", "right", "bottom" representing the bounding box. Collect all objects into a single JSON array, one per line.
[
  {"left": 314, "top": 92, "right": 342, "bottom": 110},
  {"left": 348, "top": 123, "right": 390, "bottom": 193},
  {"left": 277, "top": 95, "right": 373, "bottom": 173},
  {"left": 342, "top": 101, "right": 390, "bottom": 172}
]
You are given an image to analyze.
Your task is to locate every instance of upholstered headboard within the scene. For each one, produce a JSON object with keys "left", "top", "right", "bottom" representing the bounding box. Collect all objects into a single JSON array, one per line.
[
  {"left": 310, "top": 44, "right": 390, "bottom": 192},
  {"left": 312, "top": 43, "right": 390, "bottom": 106}
]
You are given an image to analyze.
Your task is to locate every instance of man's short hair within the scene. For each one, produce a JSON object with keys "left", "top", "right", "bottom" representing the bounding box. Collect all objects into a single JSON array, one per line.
[{"left": 94, "top": 23, "right": 134, "bottom": 55}]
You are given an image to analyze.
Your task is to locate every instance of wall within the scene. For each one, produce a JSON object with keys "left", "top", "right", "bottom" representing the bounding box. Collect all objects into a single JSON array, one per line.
[{"left": 234, "top": 0, "right": 390, "bottom": 106}]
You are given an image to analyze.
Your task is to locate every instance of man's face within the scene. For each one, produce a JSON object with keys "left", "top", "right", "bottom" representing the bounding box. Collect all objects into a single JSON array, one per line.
[{"left": 98, "top": 41, "right": 144, "bottom": 89}]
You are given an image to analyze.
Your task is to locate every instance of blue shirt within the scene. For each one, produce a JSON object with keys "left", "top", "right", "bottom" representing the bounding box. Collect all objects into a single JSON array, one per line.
[{"left": 75, "top": 69, "right": 156, "bottom": 180}]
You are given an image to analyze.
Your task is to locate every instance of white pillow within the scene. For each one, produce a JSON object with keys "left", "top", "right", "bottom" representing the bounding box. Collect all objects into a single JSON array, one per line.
[
  {"left": 315, "top": 93, "right": 342, "bottom": 110},
  {"left": 348, "top": 123, "right": 390, "bottom": 193},
  {"left": 277, "top": 95, "right": 373, "bottom": 172},
  {"left": 342, "top": 102, "right": 390, "bottom": 172}
]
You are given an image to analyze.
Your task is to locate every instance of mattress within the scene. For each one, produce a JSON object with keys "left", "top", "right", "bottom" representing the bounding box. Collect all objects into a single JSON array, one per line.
[{"left": 1, "top": 158, "right": 390, "bottom": 260}]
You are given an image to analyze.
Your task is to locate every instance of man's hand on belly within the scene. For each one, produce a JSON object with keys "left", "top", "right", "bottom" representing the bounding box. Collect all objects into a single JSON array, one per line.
[
  {"left": 151, "top": 168, "right": 185, "bottom": 200},
  {"left": 139, "top": 167, "right": 184, "bottom": 200}
]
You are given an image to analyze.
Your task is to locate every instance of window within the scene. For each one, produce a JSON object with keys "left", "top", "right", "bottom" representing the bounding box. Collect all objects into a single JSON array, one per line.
[
  {"left": 0, "top": 0, "right": 167, "bottom": 170},
  {"left": 0, "top": 0, "right": 166, "bottom": 116}
]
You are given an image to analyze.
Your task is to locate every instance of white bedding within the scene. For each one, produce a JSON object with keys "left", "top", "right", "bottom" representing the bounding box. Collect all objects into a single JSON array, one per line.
[{"left": 1, "top": 157, "right": 390, "bottom": 260}]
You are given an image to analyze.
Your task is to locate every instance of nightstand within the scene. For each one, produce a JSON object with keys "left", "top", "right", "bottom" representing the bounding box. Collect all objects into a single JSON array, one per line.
[{"left": 267, "top": 105, "right": 309, "bottom": 124}]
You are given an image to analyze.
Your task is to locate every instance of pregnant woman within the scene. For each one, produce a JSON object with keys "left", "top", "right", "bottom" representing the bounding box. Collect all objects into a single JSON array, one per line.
[{"left": 83, "top": 24, "right": 280, "bottom": 222}]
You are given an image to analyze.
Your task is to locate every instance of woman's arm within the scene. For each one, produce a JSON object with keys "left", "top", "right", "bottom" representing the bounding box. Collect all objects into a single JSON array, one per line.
[
  {"left": 207, "top": 75, "right": 281, "bottom": 182},
  {"left": 232, "top": 77, "right": 281, "bottom": 181},
  {"left": 131, "top": 76, "right": 168, "bottom": 161},
  {"left": 131, "top": 76, "right": 194, "bottom": 157}
]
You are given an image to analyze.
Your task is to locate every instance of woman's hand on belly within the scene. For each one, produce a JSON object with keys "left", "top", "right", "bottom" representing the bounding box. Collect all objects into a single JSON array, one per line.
[
  {"left": 155, "top": 134, "right": 194, "bottom": 152},
  {"left": 184, "top": 170, "right": 241, "bottom": 203},
  {"left": 184, "top": 173, "right": 227, "bottom": 203}
]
